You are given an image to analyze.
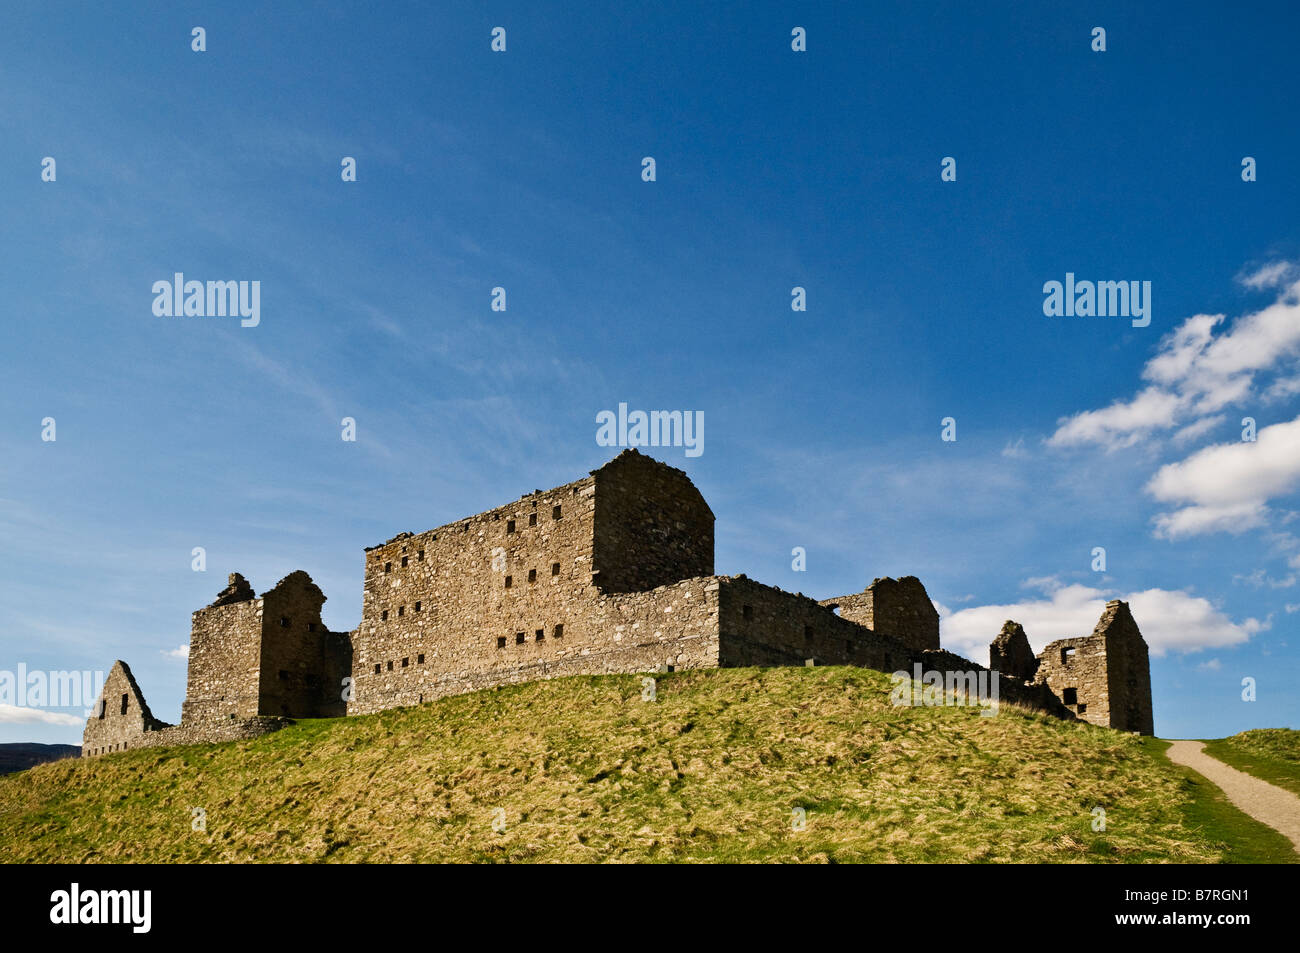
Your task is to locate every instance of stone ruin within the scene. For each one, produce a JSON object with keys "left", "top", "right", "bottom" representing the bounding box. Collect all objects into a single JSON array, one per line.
[
  {"left": 83, "top": 449, "right": 1155, "bottom": 756},
  {"left": 1023, "top": 600, "right": 1155, "bottom": 735}
]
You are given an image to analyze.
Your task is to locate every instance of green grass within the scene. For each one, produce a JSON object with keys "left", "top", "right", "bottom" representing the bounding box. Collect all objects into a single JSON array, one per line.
[
  {"left": 1142, "top": 739, "right": 1297, "bottom": 864},
  {"left": 1203, "top": 729, "right": 1300, "bottom": 797},
  {"left": 0, "top": 668, "right": 1282, "bottom": 863}
]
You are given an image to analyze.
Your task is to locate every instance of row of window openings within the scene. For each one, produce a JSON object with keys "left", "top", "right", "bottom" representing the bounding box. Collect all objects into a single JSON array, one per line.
[
  {"left": 377, "top": 505, "right": 563, "bottom": 573},
  {"left": 385, "top": 551, "right": 425, "bottom": 573},
  {"left": 506, "top": 506, "right": 562, "bottom": 534},
  {"left": 373, "top": 654, "right": 427, "bottom": 673},
  {"left": 381, "top": 602, "right": 423, "bottom": 621},
  {"left": 498, "top": 625, "right": 564, "bottom": 648},
  {"left": 92, "top": 743, "right": 127, "bottom": 754},
  {"left": 505, "top": 564, "right": 561, "bottom": 588}
]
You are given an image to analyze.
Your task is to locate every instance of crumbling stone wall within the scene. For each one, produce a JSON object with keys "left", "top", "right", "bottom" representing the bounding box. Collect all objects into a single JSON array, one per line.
[
  {"left": 83, "top": 659, "right": 290, "bottom": 757},
  {"left": 352, "top": 575, "right": 722, "bottom": 712},
  {"left": 182, "top": 575, "right": 263, "bottom": 725},
  {"left": 718, "top": 575, "right": 911, "bottom": 672},
  {"left": 85, "top": 452, "right": 1149, "bottom": 758},
  {"left": 257, "top": 571, "right": 351, "bottom": 718},
  {"left": 990, "top": 621, "right": 1038, "bottom": 681},
  {"left": 1030, "top": 600, "right": 1153, "bottom": 735},
  {"left": 821, "top": 576, "right": 940, "bottom": 651},
  {"left": 82, "top": 661, "right": 170, "bottom": 756},
  {"left": 182, "top": 571, "right": 349, "bottom": 726},
  {"left": 1094, "top": 600, "right": 1153, "bottom": 735}
]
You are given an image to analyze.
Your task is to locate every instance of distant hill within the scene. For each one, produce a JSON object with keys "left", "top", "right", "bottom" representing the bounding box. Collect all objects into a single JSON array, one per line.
[
  {"left": 0, "top": 743, "right": 80, "bottom": 776},
  {"left": 0, "top": 668, "right": 1289, "bottom": 862}
]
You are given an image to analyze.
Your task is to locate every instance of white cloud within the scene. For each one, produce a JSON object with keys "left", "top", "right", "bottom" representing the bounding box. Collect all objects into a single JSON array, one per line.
[
  {"left": 0, "top": 705, "right": 84, "bottom": 727},
  {"left": 1172, "top": 414, "right": 1226, "bottom": 445},
  {"left": 161, "top": 644, "right": 190, "bottom": 659},
  {"left": 1048, "top": 387, "right": 1183, "bottom": 451},
  {"left": 1197, "top": 658, "right": 1222, "bottom": 671},
  {"left": 937, "top": 579, "right": 1260, "bottom": 662},
  {"left": 1147, "top": 415, "right": 1300, "bottom": 538},
  {"left": 1151, "top": 501, "right": 1268, "bottom": 539}
]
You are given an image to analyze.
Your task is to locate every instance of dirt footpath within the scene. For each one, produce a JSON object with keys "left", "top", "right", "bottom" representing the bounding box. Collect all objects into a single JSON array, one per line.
[{"left": 1165, "top": 739, "right": 1300, "bottom": 853}]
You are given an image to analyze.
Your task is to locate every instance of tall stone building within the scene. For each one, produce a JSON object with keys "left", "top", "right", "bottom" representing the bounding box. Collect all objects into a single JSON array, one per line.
[{"left": 83, "top": 450, "right": 1155, "bottom": 755}]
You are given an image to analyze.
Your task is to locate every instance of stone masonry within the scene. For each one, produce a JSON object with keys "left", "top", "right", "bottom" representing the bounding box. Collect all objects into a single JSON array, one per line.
[
  {"left": 1028, "top": 600, "right": 1154, "bottom": 734},
  {"left": 83, "top": 449, "right": 1155, "bottom": 755}
]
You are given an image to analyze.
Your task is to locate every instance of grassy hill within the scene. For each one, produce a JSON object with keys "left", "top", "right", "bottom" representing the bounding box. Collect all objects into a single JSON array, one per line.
[{"left": 0, "top": 667, "right": 1289, "bottom": 863}]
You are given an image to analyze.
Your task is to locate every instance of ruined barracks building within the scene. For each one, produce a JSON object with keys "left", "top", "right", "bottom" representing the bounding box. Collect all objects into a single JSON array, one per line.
[{"left": 83, "top": 450, "right": 1154, "bottom": 756}]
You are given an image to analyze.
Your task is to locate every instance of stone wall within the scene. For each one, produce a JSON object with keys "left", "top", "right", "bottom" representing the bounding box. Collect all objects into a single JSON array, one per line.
[
  {"left": 1035, "top": 634, "right": 1110, "bottom": 727},
  {"left": 1098, "top": 601, "right": 1154, "bottom": 735},
  {"left": 592, "top": 450, "right": 714, "bottom": 593},
  {"left": 351, "top": 576, "right": 721, "bottom": 712},
  {"left": 1012, "top": 601, "right": 1154, "bottom": 734},
  {"left": 182, "top": 571, "right": 350, "bottom": 726},
  {"left": 82, "top": 661, "right": 170, "bottom": 756},
  {"left": 182, "top": 576, "right": 263, "bottom": 725},
  {"left": 83, "top": 659, "right": 289, "bottom": 757},
  {"left": 820, "top": 576, "right": 940, "bottom": 651},
  {"left": 990, "top": 621, "right": 1038, "bottom": 681},
  {"left": 915, "top": 649, "right": 1075, "bottom": 719},
  {"left": 349, "top": 450, "right": 715, "bottom": 715},
  {"left": 257, "top": 571, "right": 352, "bottom": 718},
  {"left": 82, "top": 452, "right": 1150, "bottom": 758},
  {"left": 350, "top": 466, "right": 602, "bottom": 715},
  {"left": 718, "top": 575, "right": 911, "bottom": 671}
]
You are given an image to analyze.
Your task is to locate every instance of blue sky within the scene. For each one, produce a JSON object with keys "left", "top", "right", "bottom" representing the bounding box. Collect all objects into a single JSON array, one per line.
[{"left": 2, "top": 1, "right": 1297, "bottom": 742}]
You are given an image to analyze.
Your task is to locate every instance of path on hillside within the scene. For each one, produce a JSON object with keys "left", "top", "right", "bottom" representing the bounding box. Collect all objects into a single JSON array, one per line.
[{"left": 1165, "top": 739, "right": 1300, "bottom": 853}]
